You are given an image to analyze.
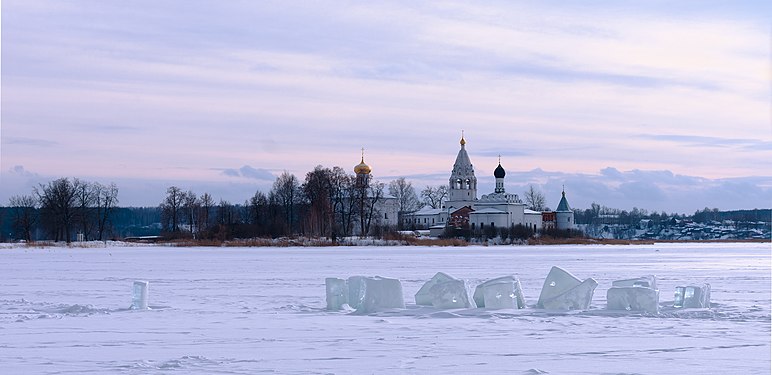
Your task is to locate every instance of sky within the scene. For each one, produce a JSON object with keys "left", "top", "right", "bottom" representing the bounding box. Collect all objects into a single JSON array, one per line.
[{"left": 1, "top": 1, "right": 770, "bottom": 214}]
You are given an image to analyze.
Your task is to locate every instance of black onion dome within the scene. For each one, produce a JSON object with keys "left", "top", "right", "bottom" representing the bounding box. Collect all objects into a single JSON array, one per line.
[{"left": 494, "top": 163, "right": 506, "bottom": 178}]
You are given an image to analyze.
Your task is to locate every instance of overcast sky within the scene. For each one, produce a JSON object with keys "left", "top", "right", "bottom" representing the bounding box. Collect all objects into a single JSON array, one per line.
[{"left": 2, "top": 1, "right": 770, "bottom": 213}]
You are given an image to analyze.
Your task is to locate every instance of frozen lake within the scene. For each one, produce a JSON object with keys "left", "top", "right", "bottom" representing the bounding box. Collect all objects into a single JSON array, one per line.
[{"left": 1, "top": 242, "right": 769, "bottom": 374}]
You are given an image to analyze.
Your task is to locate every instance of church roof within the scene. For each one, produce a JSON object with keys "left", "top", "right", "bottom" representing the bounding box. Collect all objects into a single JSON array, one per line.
[
  {"left": 413, "top": 206, "right": 444, "bottom": 216},
  {"left": 451, "top": 138, "right": 474, "bottom": 178},
  {"left": 556, "top": 190, "right": 571, "bottom": 211},
  {"left": 494, "top": 162, "right": 506, "bottom": 178},
  {"left": 354, "top": 149, "right": 371, "bottom": 175},
  {"left": 478, "top": 192, "right": 522, "bottom": 204},
  {"left": 450, "top": 206, "right": 474, "bottom": 215}
]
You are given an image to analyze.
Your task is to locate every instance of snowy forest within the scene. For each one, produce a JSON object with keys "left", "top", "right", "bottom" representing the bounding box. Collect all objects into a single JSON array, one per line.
[{"left": 2, "top": 166, "right": 769, "bottom": 243}]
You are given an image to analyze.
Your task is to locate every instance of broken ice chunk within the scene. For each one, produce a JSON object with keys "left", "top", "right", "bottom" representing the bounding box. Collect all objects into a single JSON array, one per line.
[
  {"left": 325, "top": 278, "right": 348, "bottom": 310},
  {"left": 428, "top": 279, "right": 472, "bottom": 309},
  {"left": 347, "top": 276, "right": 367, "bottom": 310},
  {"left": 536, "top": 267, "right": 580, "bottom": 307},
  {"left": 415, "top": 272, "right": 456, "bottom": 306},
  {"left": 674, "top": 284, "right": 711, "bottom": 308},
  {"left": 541, "top": 278, "right": 598, "bottom": 310},
  {"left": 355, "top": 276, "right": 405, "bottom": 314},
  {"left": 131, "top": 280, "right": 149, "bottom": 310},
  {"left": 607, "top": 286, "right": 659, "bottom": 313},
  {"left": 607, "top": 275, "right": 659, "bottom": 313},
  {"left": 482, "top": 281, "right": 517, "bottom": 309},
  {"left": 473, "top": 276, "right": 526, "bottom": 309},
  {"left": 611, "top": 275, "right": 657, "bottom": 291},
  {"left": 537, "top": 267, "right": 597, "bottom": 310}
]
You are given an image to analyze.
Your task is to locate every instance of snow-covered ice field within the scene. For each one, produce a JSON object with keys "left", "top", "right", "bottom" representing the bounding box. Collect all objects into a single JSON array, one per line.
[{"left": 1, "top": 242, "right": 769, "bottom": 374}]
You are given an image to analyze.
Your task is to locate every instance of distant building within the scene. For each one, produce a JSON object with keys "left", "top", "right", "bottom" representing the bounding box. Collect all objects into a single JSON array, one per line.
[
  {"left": 409, "top": 206, "right": 447, "bottom": 228},
  {"left": 402, "top": 134, "right": 576, "bottom": 233},
  {"left": 554, "top": 189, "right": 575, "bottom": 230},
  {"left": 449, "top": 206, "right": 473, "bottom": 229},
  {"left": 542, "top": 211, "right": 557, "bottom": 230},
  {"left": 445, "top": 134, "right": 478, "bottom": 212}
]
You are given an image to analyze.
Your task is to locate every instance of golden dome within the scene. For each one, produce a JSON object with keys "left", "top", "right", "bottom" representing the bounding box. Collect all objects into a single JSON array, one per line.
[
  {"left": 354, "top": 154, "right": 371, "bottom": 175},
  {"left": 460, "top": 130, "right": 466, "bottom": 146}
]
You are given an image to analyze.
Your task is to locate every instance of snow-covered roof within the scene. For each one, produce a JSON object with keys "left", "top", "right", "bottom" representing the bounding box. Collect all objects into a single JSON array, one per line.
[
  {"left": 478, "top": 192, "right": 522, "bottom": 204},
  {"left": 524, "top": 209, "right": 542, "bottom": 215},
  {"left": 412, "top": 207, "right": 444, "bottom": 216}
]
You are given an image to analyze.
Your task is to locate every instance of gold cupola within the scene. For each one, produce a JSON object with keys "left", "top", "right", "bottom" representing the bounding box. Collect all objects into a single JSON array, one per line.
[{"left": 354, "top": 148, "right": 371, "bottom": 175}]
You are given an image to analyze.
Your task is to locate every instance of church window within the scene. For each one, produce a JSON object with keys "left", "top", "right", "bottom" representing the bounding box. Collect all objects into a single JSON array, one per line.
[
  {"left": 471, "top": 223, "right": 475, "bottom": 230},
  {"left": 384, "top": 213, "right": 388, "bottom": 219}
]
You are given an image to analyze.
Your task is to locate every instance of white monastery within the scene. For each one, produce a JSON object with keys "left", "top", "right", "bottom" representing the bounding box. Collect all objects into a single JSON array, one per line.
[{"left": 397, "top": 134, "right": 575, "bottom": 235}]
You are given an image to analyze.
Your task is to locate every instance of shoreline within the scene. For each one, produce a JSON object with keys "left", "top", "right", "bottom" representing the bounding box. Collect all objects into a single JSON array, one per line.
[{"left": 4, "top": 237, "right": 769, "bottom": 249}]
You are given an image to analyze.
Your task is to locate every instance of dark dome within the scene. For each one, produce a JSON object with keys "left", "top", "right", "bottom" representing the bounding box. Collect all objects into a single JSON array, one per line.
[{"left": 494, "top": 163, "right": 506, "bottom": 178}]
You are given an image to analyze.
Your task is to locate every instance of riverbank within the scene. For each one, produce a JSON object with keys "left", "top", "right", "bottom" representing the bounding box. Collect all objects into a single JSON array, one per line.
[{"left": 5, "top": 236, "right": 767, "bottom": 249}]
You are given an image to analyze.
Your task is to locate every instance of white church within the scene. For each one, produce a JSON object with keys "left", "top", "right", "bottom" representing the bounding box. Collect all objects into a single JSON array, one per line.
[{"left": 402, "top": 134, "right": 575, "bottom": 235}]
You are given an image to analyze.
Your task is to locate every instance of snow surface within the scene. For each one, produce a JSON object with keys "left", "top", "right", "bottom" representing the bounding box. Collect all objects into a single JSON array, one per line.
[{"left": 1, "top": 242, "right": 769, "bottom": 374}]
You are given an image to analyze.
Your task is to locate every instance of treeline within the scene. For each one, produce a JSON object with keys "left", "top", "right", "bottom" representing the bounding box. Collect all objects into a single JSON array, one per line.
[
  {"left": 3, "top": 172, "right": 768, "bottom": 243},
  {"left": 574, "top": 203, "right": 676, "bottom": 226},
  {"left": 156, "top": 167, "right": 382, "bottom": 241},
  {"left": 4, "top": 178, "right": 119, "bottom": 242},
  {"left": 0, "top": 166, "right": 449, "bottom": 242},
  {"left": 574, "top": 203, "right": 771, "bottom": 226},
  {"left": 155, "top": 166, "right": 446, "bottom": 241},
  {"left": 691, "top": 208, "right": 771, "bottom": 223}
]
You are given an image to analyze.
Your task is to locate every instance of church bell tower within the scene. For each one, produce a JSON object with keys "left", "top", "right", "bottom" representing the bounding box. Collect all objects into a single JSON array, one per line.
[{"left": 446, "top": 132, "right": 477, "bottom": 210}]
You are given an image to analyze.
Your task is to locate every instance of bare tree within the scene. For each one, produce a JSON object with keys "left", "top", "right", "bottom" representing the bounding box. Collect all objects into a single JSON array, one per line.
[
  {"left": 183, "top": 191, "right": 199, "bottom": 237},
  {"left": 389, "top": 177, "right": 422, "bottom": 229},
  {"left": 271, "top": 171, "right": 300, "bottom": 234},
  {"left": 245, "top": 190, "right": 270, "bottom": 237},
  {"left": 302, "top": 166, "right": 334, "bottom": 238},
  {"left": 329, "top": 166, "right": 355, "bottom": 238},
  {"left": 421, "top": 185, "right": 448, "bottom": 209},
  {"left": 93, "top": 182, "right": 119, "bottom": 240},
  {"left": 36, "top": 178, "right": 79, "bottom": 242},
  {"left": 524, "top": 185, "right": 547, "bottom": 211},
  {"left": 359, "top": 180, "right": 384, "bottom": 236},
  {"left": 389, "top": 177, "right": 422, "bottom": 213},
  {"left": 73, "top": 179, "right": 96, "bottom": 240},
  {"left": 217, "top": 199, "right": 236, "bottom": 225},
  {"left": 8, "top": 195, "right": 38, "bottom": 242},
  {"left": 160, "top": 186, "right": 185, "bottom": 233},
  {"left": 198, "top": 193, "right": 214, "bottom": 234},
  {"left": 247, "top": 190, "right": 265, "bottom": 224}
]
